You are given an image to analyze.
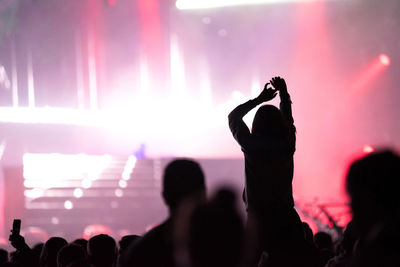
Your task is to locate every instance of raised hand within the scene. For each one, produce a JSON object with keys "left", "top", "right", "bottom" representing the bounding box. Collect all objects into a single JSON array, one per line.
[
  {"left": 257, "top": 83, "right": 278, "bottom": 103},
  {"left": 270, "top": 76, "right": 287, "bottom": 93},
  {"left": 9, "top": 233, "right": 26, "bottom": 250}
]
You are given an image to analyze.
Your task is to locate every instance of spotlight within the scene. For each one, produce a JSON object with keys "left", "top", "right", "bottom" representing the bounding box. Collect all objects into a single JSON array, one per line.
[
  {"left": 115, "top": 189, "right": 123, "bottom": 197},
  {"left": 379, "top": 53, "right": 390, "bottom": 66},
  {"left": 73, "top": 188, "right": 83, "bottom": 198},
  {"left": 363, "top": 145, "right": 374, "bottom": 154},
  {"left": 64, "top": 200, "right": 73, "bottom": 210}
]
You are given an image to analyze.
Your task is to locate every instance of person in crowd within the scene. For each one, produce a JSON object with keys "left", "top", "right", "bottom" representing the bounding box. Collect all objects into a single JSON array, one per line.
[
  {"left": 9, "top": 233, "right": 41, "bottom": 267},
  {"left": 0, "top": 249, "right": 8, "bottom": 265},
  {"left": 72, "top": 239, "right": 88, "bottom": 256},
  {"left": 118, "top": 159, "right": 206, "bottom": 267},
  {"left": 188, "top": 188, "right": 244, "bottom": 267},
  {"left": 314, "top": 232, "right": 333, "bottom": 251},
  {"left": 326, "top": 220, "right": 358, "bottom": 267},
  {"left": 117, "top": 235, "right": 140, "bottom": 256},
  {"left": 32, "top": 243, "right": 44, "bottom": 266},
  {"left": 228, "top": 77, "right": 316, "bottom": 266},
  {"left": 346, "top": 150, "right": 400, "bottom": 266},
  {"left": 40, "top": 237, "right": 68, "bottom": 267},
  {"left": 314, "top": 232, "right": 334, "bottom": 266},
  {"left": 302, "top": 222, "right": 315, "bottom": 245},
  {"left": 57, "top": 243, "right": 86, "bottom": 267},
  {"left": 87, "top": 234, "right": 117, "bottom": 267}
]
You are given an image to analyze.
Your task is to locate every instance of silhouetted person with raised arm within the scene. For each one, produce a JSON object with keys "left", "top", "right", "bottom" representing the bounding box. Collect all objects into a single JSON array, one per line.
[
  {"left": 346, "top": 150, "right": 400, "bottom": 267},
  {"left": 228, "top": 77, "right": 309, "bottom": 266},
  {"left": 118, "top": 159, "right": 206, "bottom": 267},
  {"left": 9, "top": 232, "right": 43, "bottom": 267}
]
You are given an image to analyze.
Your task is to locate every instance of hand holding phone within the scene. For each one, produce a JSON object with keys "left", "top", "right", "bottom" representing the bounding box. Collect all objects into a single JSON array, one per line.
[
  {"left": 11, "top": 219, "right": 21, "bottom": 236},
  {"left": 9, "top": 219, "right": 26, "bottom": 250}
]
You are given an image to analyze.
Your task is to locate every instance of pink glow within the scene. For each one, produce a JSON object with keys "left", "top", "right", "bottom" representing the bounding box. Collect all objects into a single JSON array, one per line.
[
  {"left": 363, "top": 145, "right": 375, "bottom": 154},
  {"left": 379, "top": 53, "right": 391, "bottom": 66}
]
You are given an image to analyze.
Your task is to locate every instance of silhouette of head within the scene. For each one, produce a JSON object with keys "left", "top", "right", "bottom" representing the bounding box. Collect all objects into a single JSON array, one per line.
[
  {"left": 188, "top": 188, "right": 244, "bottom": 267},
  {"left": 162, "top": 159, "right": 206, "bottom": 212},
  {"left": 57, "top": 243, "right": 86, "bottom": 267},
  {"left": 346, "top": 150, "right": 400, "bottom": 236},
  {"left": 118, "top": 235, "right": 140, "bottom": 254},
  {"left": 314, "top": 232, "right": 333, "bottom": 250},
  {"left": 87, "top": 234, "right": 117, "bottom": 267},
  {"left": 252, "top": 105, "right": 285, "bottom": 136},
  {"left": 40, "top": 237, "right": 68, "bottom": 267},
  {"left": 72, "top": 239, "right": 88, "bottom": 256}
]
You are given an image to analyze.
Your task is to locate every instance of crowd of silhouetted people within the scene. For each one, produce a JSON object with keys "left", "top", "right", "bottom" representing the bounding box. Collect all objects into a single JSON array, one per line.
[{"left": 2, "top": 77, "right": 400, "bottom": 267}]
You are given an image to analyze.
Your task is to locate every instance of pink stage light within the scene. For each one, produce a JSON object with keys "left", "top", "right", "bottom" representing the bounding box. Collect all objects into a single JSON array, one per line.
[
  {"left": 379, "top": 53, "right": 390, "bottom": 67},
  {"left": 363, "top": 145, "right": 374, "bottom": 154},
  {"left": 349, "top": 54, "right": 391, "bottom": 96},
  {"left": 83, "top": 224, "right": 112, "bottom": 239},
  {"left": 107, "top": 0, "right": 116, "bottom": 6}
]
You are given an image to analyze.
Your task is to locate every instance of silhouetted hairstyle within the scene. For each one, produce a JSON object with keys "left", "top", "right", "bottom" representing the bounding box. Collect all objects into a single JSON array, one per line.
[
  {"left": 252, "top": 105, "right": 286, "bottom": 137},
  {"left": 87, "top": 234, "right": 116, "bottom": 267},
  {"left": 162, "top": 159, "right": 205, "bottom": 210},
  {"left": 57, "top": 243, "right": 86, "bottom": 267},
  {"left": 40, "top": 237, "right": 68, "bottom": 267}
]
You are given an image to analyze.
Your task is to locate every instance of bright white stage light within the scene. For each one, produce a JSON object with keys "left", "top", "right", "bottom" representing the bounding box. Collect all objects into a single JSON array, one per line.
[
  {"left": 363, "top": 145, "right": 374, "bottom": 154},
  {"left": 81, "top": 179, "right": 92, "bottom": 189},
  {"left": 119, "top": 180, "right": 127, "bottom": 188},
  {"left": 23, "top": 153, "right": 111, "bottom": 180},
  {"left": 64, "top": 200, "right": 73, "bottom": 210},
  {"left": 121, "top": 155, "right": 137, "bottom": 180},
  {"left": 176, "top": 0, "right": 316, "bottom": 9},
  {"left": 73, "top": 188, "right": 84, "bottom": 198}
]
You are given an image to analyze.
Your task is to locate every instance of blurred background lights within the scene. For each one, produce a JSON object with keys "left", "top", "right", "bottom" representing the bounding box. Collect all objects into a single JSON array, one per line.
[
  {"left": 218, "top": 29, "right": 228, "bottom": 37},
  {"left": 202, "top": 17, "right": 211, "bottom": 24},
  {"left": 51, "top": 217, "right": 60, "bottom": 225},
  {"left": 379, "top": 53, "right": 391, "bottom": 66},
  {"left": 64, "top": 200, "right": 73, "bottom": 210},
  {"left": 176, "top": 0, "right": 315, "bottom": 9},
  {"left": 115, "top": 189, "right": 123, "bottom": 197},
  {"left": 73, "top": 188, "right": 84, "bottom": 198},
  {"left": 121, "top": 155, "right": 136, "bottom": 180},
  {"left": 24, "top": 188, "right": 44, "bottom": 199},
  {"left": 363, "top": 145, "right": 375, "bottom": 154},
  {"left": 119, "top": 180, "right": 127, "bottom": 188},
  {"left": 81, "top": 179, "right": 92, "bottom": 189}
]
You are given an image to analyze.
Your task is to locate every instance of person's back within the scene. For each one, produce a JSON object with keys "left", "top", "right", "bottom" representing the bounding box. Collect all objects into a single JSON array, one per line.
[
  {"left": 228, "top": 77, "right": 295, "bottom": 213},
  {"left": 120, "top": 221, "right": 173, "bottom": 267},
  {"left": 229, "top": 77, "right": 314, "bottom": 266},
  {"left": 118, "top": 159, "right": 206, "bottom": 267}
]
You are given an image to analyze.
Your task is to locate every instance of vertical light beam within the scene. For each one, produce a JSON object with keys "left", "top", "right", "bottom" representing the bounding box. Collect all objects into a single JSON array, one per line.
[
  {"left": 11, "top": 38, "right": 18, "bottom": 107},
  {"left": 27, "top": 49, "right": 35, "bottom": 107}
]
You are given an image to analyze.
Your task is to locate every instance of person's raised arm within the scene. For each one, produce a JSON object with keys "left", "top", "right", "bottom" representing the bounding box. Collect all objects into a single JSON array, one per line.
[
  {"left": 270, "top": 76, "right": 294, "bottom": 126},
  {"left": 228, "top": 83, "right": 277, "bottom": 146}
]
